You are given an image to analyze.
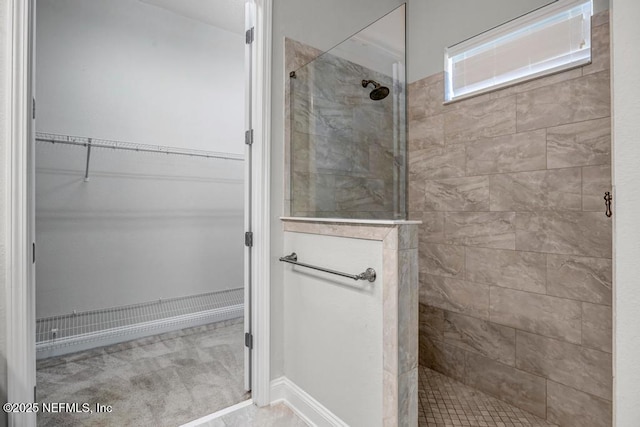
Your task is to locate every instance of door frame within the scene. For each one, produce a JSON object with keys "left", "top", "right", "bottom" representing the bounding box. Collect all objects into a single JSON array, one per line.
[{"left": 4, "top": 1, "right": 272, "bottom": 425}]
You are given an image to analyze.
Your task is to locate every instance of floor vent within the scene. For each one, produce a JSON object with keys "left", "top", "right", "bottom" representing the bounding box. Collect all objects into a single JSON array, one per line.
[{"left": 36, "top": 288, "right": 244, "bottom": 359}]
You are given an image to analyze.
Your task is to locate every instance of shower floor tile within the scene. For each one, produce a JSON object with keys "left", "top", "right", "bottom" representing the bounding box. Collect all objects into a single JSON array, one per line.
[{"left": 418, "top": 367, "right": 557, "bottom": 427}]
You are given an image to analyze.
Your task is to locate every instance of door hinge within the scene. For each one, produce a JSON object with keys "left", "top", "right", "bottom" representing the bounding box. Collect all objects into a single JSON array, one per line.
[
  {"left": 245, "top": 129, "right": 254, "bottom": 145},
  {"left": 245, "top": 231, "right": 253, "bottom": 247},
  {"left": 32, "top": 242, "right": 36, "bottom": 264},
  {"left": 245, "top": 27, "right": 255, "bottom": 44},
  {"left": 32, "top": 98, "right": 36, "bottom": 119},
  {"left": 245, "top": 332, "right": 253, "bottom": 349}
]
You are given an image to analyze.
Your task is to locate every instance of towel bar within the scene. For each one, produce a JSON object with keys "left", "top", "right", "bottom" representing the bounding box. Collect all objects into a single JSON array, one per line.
[{"left": 279, "top": 252, "right": 376, "bottom": 283}]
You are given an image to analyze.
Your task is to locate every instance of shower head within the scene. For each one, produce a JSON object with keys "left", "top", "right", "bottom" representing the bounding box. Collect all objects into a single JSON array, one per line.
[{"left": 361, "top": 79, "right": 390, "bottom": 100}]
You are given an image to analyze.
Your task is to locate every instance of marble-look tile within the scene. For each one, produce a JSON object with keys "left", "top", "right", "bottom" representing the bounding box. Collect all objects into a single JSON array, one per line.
[
  {"left": 334, "top": 176, "right": 389, "bottom": 212},
  {"left": 516, "top": 211, "right": 611, "bottom": 258},
  {"left": 490, "top": 168, "right": 582, "bottom": 211},
  {"left": 409, "top": 144, "right": 466, "bottom": 180},
  {"left": 546, "top": 254, "right": 612, "bottom": 305},
  {"left": 444, "top": 311, "right": 516, "bottom": 366},
  {"left": 418, "top": 212, "right": 445, "bottom": 243},
  {"left": 419, "top": 274, "right": 489, "bottom": 320},
  {"left": 291, "top": 172, "right": 336, "bottom": 213},
  {"left": 383, "top": 246, "right": 399, "bottom": 377},
  {"left": 382, "top": 370, "right": 398, "bottom": 427},
  {"left": 407, "top": 180, "right": 425, "bottom": 212},
  {"left": 398, "top": 224, "right": 418, "bottom": 250},
  {"left": 516, "top": 71, "right": 611, "bottom": 132},
  {"left": 419, "top": 304, "right": 444, "bottom": 340},
  {"left": 547, "top": 381, "right": 612, "bottom": 427},
  {"left": 424, "top": 176, "right": 490, "bottom": 211},
  {"left": 582, "top": 22, "right": 610, "bottom": 76},
  {"left": 583, "top": 165, "right": 611, "bottom": 211},
  {"left": 513, "top": 68, "right": 583, "bottom": 94},
  {"left": 490, "top": 287, "right": 582, "bottom": 344},
  {"left": 419, "top": 242, "right": 464, "bottom": 278},
  {"left": 592, "top": 9, "right": 610, "bottom": 27},
  {"left": 445, "top": 212, "right": 516, "bottom": 249},
  {"left": 547, "top": 117, "right": 611, "bottom": 169},
  {"left": 466, "top": 130, "right": 546, "bottom": 175},
  {"left": 408, "top": 114, "right": 444, "bottom": 152},
  {"left": 419, "top": 335, "right": 466, "bottom": 382},
  {"left": 516, "top": 331, "right": 612, "bottom": 400},
  {"left": 285, "top": 38, "right": 322, "bottom": 74},
  {"left": 398, "top": 249, "right": 419, "bottom": 374},
  {"left": 398, "top": 369, "right": 418, "bottom": 427},
  {"left": 465, "top": 352, "right": 547, "bottom": 418},
  {"left": 582, "top": 303, "right": 612, "bottom": 353},
  {"left": 409, "top": 74, "right": 445, "bottom": 120},
  {"left": 444, "top": 96, "right": 517, "bottom": 145},
  {"left": 466, "top": 247, "right": 546, "bottom": 294},
  {"left": 291, "top": 95, "right": 353, "bottom": 141}
]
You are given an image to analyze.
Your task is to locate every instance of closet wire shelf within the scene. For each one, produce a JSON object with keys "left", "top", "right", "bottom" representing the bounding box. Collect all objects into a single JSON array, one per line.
[
  {"left": 36, "top": 287, "right": 244, "bottom": 357},
  {"left": 36, "top": 132, "right": 244, "bottom": 180}
]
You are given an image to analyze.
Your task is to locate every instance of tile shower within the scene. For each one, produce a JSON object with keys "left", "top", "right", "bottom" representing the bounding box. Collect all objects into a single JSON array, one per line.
[{"left": 409, "top": 10, "right": 612, "bottom": 427}]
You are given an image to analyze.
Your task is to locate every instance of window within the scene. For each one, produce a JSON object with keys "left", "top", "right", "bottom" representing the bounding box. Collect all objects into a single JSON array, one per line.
[{"left": 444, "top": 0, "right": 592, "bottom": 102}]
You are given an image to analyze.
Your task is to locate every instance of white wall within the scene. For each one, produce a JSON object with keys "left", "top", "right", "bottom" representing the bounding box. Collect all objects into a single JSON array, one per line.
[
  {"left": 36, "top": 0, "right": 244, "bottom": 153},
  {"left": 0, "top": 0, "right": 9, "bottom": 422},
  {"left": 35, "top": 0, "right": 245, "bottom": 317},
  {"left": 407, "top": 0, "right": 611, "bottom": 82},
  {"left": 283, "top": 232, "right": 383, "bottom": 426},
  {"left": 611, "top": 1, "right": 640, "bottom": 425},
  {"left": 270, "top": 0, "right": 404, "bottom": 381}
]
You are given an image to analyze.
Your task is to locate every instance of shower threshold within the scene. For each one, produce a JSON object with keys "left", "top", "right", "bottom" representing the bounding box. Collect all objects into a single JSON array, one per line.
[{"left": 36, "top": 288, "right": 244, "bottom": 359}]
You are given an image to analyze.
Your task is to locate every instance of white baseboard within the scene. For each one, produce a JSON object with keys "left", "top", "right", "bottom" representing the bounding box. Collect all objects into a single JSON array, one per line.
[
  {"left": 270, "top": 376, "right": 349, "bottom": 427},
  {"left": 179, "top": 399, "right": 253, "bottom": 427}
]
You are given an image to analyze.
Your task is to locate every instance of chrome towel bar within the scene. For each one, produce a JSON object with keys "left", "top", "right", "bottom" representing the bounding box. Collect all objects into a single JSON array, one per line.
[{"left": 279, "top": 252, "right": 376, "bottom": 283}]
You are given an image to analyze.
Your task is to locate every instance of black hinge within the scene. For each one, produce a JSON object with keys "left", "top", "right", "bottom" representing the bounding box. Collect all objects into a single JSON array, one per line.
[
  {"left": 245, "top": 332, "right": 253, "bottom": 349},
  {"left": 32, "top": 242, "right": 36, "bottom": 264},
  {"left": 245, "top": 231, "right": 253, "bottom": 247},
  {"left": 32, "top": 98, "right": 36, "bottom": 119},
  {"left": 245, "top": 27, "right": 255, "bottom": 44},
  {"left": 245, "top": 129, "right": 254, "bottom": 145}
]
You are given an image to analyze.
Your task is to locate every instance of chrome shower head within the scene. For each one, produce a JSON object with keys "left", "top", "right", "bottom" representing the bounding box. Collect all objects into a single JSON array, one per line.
[{"left": 361, "top": 79, "right": 390, "bottom": 100}]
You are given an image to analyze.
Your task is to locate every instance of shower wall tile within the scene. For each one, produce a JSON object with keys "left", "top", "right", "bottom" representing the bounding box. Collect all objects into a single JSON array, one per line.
[
  {"left": 547, "top": 381, "right": 612, "bottom": 427},
  {"left": 546, "top": 254, "right": 612, "bottom": 305},
  {"left": 465, "top": 247, "right": 546, "bottom": 294},
  {"left": 408, "top": 144, "right": 466, "bottom": 180},
  {"left": 291, "top": 172, "right": 335, "bottom": 213},
  {"left": 334, "top": 177, "right": 389, "bottom": 212},
  {"left": 516, "top": 71, "right": 611, "bottom": 132},
  {"left": 516, "top": 211, "right": 611, "bottom": 258},
  {"left": 419, "top": 242, "right": 465, "bottom": 278},
  {"left": 582, "top": 302, "right": 612, "bottom": 353},
  {"left": 418, "top": 212, "right": 445, "bottom": 243},
  {"left": 490, "top": 287, "right": 582, "bottom": 344},
  {"left": 424, "top": 176, "right": 490, "bottom": 211},
  {"left": 515, "top": 331, "right": 612, "bottom": 400},
  {"left": 444, "top": 96, "right": 516, "bottom": 145},
  {"left": 489, "top": 168, "right": 582, "bottom": 211},
  {"left": 419, "top": 335, "right": 466, "bottom": 382},
  {"left": 465, "top": 352, "right": 547, "bottom": 418},
  {"left": 419, "top": 274, "right": 489, "bottom": 320},
  {"left": 409, "top": 11, "right": 611, "bottom": 423},
  {"left": 547, "top": 117, "right": 611, "bottom": 169},
  {"left": 582, "top": 164, "right": 612, "bottom": 211},
  {"left": 443, "top": 311, "right": 516, "bottom": 366},
  {"left": 466, "top": 130, "right": 546, "bottom": 175},
  {"left": 419, "top": 304, "right": 444, "bottom": 340},
  {"left": 408, "top": 113, "right": 444, "bottom": 152},
  {"left": 444, "top": 212, "right": 516, "bottom": 249},
  {"left": 583, "top": 21, "right": 610, "bottom": 76}
]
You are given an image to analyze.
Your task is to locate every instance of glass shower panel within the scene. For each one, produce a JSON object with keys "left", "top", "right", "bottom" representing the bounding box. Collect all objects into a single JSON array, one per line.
[{"left": 290, "top": 5, "right": 406, "bottom": 220}]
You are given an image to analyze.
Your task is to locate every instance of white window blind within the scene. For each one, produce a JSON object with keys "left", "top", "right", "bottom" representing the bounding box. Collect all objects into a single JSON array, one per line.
[{"left": 444, "top": 0, "right": 593, "bottom": 102}]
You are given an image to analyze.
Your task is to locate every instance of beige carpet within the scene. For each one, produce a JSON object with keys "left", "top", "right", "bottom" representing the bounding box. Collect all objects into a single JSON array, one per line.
[{"left": 36, "top": 319, "right": 249, "bottom": 427}]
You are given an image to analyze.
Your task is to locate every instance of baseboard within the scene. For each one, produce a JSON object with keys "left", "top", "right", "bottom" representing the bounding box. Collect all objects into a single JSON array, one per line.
[{"left": 270, "top": 377, "right": 349, "bottom": 427}]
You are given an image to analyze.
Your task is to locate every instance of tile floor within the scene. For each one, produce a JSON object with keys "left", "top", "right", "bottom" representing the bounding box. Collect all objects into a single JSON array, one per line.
[
  {"left": 193, "top": 402, "right": 308, "bottom": 427},
  {"left": 418, "top": 367, "right": 557, "bottom": 427},
  {"left": 36, "top": 319, "right": 248, "bottom": 427}
]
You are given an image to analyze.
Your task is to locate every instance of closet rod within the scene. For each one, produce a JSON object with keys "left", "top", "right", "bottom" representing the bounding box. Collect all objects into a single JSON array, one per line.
[{"left": 35, "top": 132, "right": 245, "bottom": 161}]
